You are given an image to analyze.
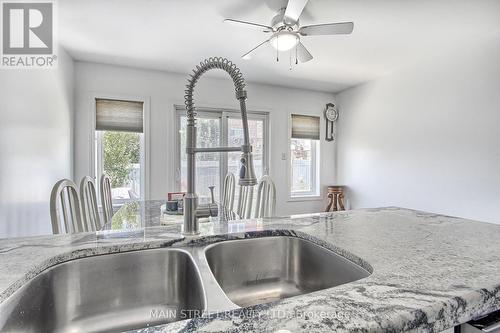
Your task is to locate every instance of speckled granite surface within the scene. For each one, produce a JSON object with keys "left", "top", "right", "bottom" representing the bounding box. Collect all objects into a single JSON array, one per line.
[{"left": 1, "top": 203, "right": 499, "bottom": 332}]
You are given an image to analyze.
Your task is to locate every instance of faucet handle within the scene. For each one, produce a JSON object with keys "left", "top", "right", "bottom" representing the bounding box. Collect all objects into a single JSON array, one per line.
[{"left": 208, "top": 186, "right": 216, "bottom": 204}]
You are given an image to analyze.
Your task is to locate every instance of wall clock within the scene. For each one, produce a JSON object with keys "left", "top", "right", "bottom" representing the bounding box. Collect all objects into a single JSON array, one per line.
[{"left": 324, "top": 103, "right": 338, "bottom": 141}]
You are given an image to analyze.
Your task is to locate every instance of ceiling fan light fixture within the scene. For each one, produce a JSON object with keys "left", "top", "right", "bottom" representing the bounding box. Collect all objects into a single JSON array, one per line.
[
  {"left": 270, "top": 31, "right": 299, "bottom": 51},
  {"left": 229, "top": 0, "right": 354, "bottom": 64}
]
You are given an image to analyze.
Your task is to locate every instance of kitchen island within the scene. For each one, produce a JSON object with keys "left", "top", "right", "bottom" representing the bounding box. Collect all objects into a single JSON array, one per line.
[{"left": 0, "top": 202, "right": 499, "bottom": 332}]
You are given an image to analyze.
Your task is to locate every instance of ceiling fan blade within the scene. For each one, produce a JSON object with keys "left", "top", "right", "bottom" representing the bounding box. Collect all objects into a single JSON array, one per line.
[
  {"left": 296, "top": 42, "right": 313, "bottom": 63},
  {"left": 224, "top": 19, "right": 273, "bottom": 32},
  {"left": 299, "top": 22, "right": 354, "bottom": 36},
  {"left": 265, "top": 0, "right": 288, "bottom": 12},
  {"left": 284, "top": 0, "right": 309, "bottom": 25},
  {"left": 242, "top": 39, "right": 270, "bottom": 60}
]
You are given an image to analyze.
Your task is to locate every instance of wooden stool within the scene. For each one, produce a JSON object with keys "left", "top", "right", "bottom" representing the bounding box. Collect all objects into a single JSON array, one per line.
[{"left": 325, "top": 186, "right": 345, "bottom": 212}]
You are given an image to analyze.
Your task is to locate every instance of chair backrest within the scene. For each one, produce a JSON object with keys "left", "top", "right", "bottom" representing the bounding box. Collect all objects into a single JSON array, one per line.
[
  {"left": 50, "top": 179, "right": 84, "bottom": 234},
  {"left": 237, "top": 185, "right": 254, "bottom": 219},
  {"left": 222, "top": 172, "right": 236, "bottom": 211},
  {"left": 254, "top": 176, "right": 277, "bottom": 218},
  {"left": 100, "top": 174, "right": 113, "bottom": 225},
  {"left": 80, "top": 176, "right": 101, "bottom": 231}
]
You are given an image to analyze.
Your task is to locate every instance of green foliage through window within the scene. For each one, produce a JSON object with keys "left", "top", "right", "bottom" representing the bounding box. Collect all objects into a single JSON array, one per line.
[{"left": 103, "top": 131, "right": 140, "bottom": 188}]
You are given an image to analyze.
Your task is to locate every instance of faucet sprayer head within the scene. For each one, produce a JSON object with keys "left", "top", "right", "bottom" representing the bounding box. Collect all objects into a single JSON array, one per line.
[{"left": 239, "top": 150, "right": 257, "bottom": 186}]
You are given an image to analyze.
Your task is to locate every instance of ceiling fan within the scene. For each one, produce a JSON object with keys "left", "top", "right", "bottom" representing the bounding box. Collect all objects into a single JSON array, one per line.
[{"left": 224, "top": 0, "right": 354, "bottom": 64}]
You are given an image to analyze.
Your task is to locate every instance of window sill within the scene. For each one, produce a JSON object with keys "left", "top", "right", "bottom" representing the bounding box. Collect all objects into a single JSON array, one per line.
[{"left": 287, "top": 195, "right": 323, "bottom": 202}]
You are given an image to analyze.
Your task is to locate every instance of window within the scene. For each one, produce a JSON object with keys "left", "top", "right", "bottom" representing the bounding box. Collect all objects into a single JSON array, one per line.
[
  {"left": 179, "top": 114, "right": 221, "bottom": 202},
  {"left": 290, "top": 114, "right": 320, "bottom": 198},
  {"left": 176, "top": 108, "right": 268, "bottom": 204},
  {"left": 227, "top": 117, "right": 265, "bottom": 182},
  {"left": 95, "top": 98, "right": 146, "bottom": 203}
]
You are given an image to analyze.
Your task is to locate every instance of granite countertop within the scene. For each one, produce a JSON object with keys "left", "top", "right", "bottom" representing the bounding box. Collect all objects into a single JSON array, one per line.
[{"left": 0, "top": 203, "right": 499, "bottom": 332}]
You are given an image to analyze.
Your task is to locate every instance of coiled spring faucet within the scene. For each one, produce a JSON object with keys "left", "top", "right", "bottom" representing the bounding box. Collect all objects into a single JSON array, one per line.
[{"left": 183, "top": 57, "right": 257, "bottom": 235}]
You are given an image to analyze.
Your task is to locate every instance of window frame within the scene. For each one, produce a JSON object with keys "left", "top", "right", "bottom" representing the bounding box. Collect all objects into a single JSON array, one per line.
[
  {"left": 288, "top": 114, "right": 321, "bottom": 201},
  {"left": 174, "top": 106, "right": 270, "bottom": 201},
  {"left": 90, "top": 93, "right": 151, "bottom": 205}
]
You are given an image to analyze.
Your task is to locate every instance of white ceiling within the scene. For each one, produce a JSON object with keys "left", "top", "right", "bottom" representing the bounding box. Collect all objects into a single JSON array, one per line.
[{"left": 59, "top": 0, "right": 500, "bottom": 93}]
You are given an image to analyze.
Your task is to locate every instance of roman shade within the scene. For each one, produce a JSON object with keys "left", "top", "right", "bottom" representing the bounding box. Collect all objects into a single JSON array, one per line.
[
  {"left": 95, "top": 99, "right": 144, "bottom": 133},
  {"left": 291, "top": 114, "right": 320, "bottom": 140}
]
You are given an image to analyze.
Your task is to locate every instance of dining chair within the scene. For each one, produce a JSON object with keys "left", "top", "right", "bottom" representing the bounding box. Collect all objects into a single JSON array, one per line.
[
  {"left": 254, "top": 175, "right": 277, "bottom": 218},
  {"left": 222, "top": 172, "right": 236, "bottom": 212},
  {"left": 100, "top": 174, "right": 113, "bottom": 225},
  {"left": 80, "top": 176, "right": 101, "bottom": 231},
  {"left": 237, "top": 185, "right": 254, "bottom": 219},
  {"left": 50, "top": 179, "right": 85, "bottom": 234}
]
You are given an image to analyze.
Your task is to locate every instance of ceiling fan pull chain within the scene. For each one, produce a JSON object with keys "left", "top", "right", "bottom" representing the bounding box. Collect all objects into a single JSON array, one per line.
[
  {"left": 289, "top": 49, "right": 292, "bottom": 70},
  {"left": 276, "top": 37, "right": 279, "bottom": 62},
  {"left": 295, "top": 45, "right": 298, "bottom": 65}
]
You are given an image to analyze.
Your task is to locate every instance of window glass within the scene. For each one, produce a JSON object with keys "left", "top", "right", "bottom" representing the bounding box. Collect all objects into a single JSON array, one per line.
[
  {"left": 177, "top": 110, "right": 268, "bottom": 209},
  {"left": 228, "top": 118, "right": 265, "bottom": 180},
  {"left": 179, "top": 116, "right": 221, "bottom": 203},
  {"left": 96, "top": 131, "right": 143, "bottom": 201},
  {"left": 291, "top": 138, "right": 318, "bottom": 196},
  {"left": 228, "top": 118, "right": 265, "bottom": 210}
]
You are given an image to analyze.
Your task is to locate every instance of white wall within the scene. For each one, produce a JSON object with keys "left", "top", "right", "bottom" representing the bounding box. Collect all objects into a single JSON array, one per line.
[
  {"left": 0, "top": 47, "right": 75, "bottom": 238},
  {"left": 74, "top": 61, "right": 336, "bottom": 216},
  {"left": 336, "top": 41, "right": 500, "bottom": 224}
]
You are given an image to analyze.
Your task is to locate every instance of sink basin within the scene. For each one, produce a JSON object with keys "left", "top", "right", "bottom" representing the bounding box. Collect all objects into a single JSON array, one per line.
[
  {"left": 205, "top": 236, "right": 370, "bottom": 307},
  {"left": 0, "top": 235, "right": 372, "bottom": 331},
  {"left": 0, "top": 249, "right": 205, "bottom": 333}
]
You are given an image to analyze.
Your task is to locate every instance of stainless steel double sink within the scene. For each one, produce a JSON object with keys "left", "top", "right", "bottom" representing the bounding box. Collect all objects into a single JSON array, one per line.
[{"left": 0, "top": 236, "right": 371, "bottom": 332}]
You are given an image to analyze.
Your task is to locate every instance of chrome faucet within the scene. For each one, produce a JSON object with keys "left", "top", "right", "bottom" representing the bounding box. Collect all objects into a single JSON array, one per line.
[{"left": 183, "top": 57, "right": 257, "bottom": 235}]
